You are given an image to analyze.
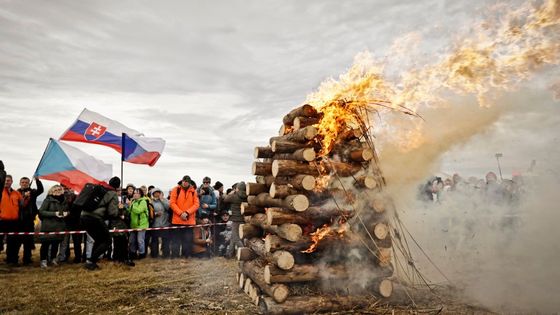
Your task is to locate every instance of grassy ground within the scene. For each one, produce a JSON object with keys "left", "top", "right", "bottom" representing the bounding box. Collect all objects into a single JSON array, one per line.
[{"left": 0, "top": 250, "right": 492, "bottom": 314}]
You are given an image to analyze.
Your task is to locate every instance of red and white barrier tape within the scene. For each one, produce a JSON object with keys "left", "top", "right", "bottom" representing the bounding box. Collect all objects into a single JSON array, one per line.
[{"left": 0, "top": 223, "right": 227, "bottom": 236}]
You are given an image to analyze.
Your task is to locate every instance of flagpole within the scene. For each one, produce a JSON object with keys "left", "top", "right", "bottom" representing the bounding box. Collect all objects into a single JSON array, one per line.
[
  {"left": 121, "top": 133, "right": 125, "bottom": 191},
  {"left": 32, "top": 138, "right": 53, "bottom": 186}
]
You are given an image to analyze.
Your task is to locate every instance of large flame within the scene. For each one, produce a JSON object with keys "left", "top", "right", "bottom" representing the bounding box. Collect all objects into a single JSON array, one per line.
[
  {"left": 302, "top": 223, "right": 348, "bottom": 253},
  {"left": 306, "top": 0, "right": 560, "bottom": 153}
]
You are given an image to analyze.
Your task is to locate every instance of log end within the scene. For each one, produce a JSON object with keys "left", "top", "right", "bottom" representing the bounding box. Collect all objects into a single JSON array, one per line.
[
  {"left": 264, "top": 264, "right": 272, "bottom": 284},
  {"left": 271, "top": 284, "right": 290, "bottom": 303},
  {"left": 378, "top": 279, "right": 393, "bottom": 298},
  {"left": 291, "top": 194, "right": 309, "bottom": 212},
  {"left": 301, "top": 175, "right": 316, "bottom": 191},
  {"left": 274, "top": 250, "right": 295, "bottom": 270},
  {"left": 362, "top": 148, "right": 374, "bottom": 161},
  {"left": 271, "top": 159, "right": 279, "bottom": 177},
  {"left": 373, "top": 223, "right": 389, "bottom": 240},
  {"left": 252, "top": 162, "right": 258, "bottom": 176},
  {"left": 364, "top": 176, "right": 377, "bottom": 189},
  {"left": 372, "top": 198, "right": 386, "bottom": 213},
  {"left": 302, "top": 148, "right": 316, "bottom": 162},
  {"left": 240, "top": 202, "right": 248, "bottom": 215},
  {"left": 238, "top": 273, "right": 245, "bottom": 290}
]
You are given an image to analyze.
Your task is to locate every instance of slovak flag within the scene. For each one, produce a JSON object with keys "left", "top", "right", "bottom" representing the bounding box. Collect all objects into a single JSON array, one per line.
[
  {"left": 59, "top": 108, "right": 142, "bottom": 153},
  {"left": 34, "top": 139, "right": 112, "bottom": 192},
  {"left": 122, "top": 133, "right": 165, "bottom": 167},
  {"left": 59, "top": 108, "right": 166, "bottom": 166}
]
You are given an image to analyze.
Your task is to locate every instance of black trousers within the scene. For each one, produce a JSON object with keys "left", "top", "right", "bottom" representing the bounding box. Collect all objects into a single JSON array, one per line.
[
  {"left": 20, "top": 221, "right": 35, "bottom": 263},
  {"left": 80, "top": 216, "right": 111, "bottom": 263},
  {"left": 149, "top": 230, "right": 170, "bottom": 258},
  {"left": 112, "top": 234, "right": 130, "bottom": 262},
  {"left": 171, "top": 226, "right": 193, "bottom": 258},
  {"left": 0, "top": 220, "right": 22, "bottom": 264},
  {"left": 40, "top": 240, "right": 60, "bottom": 261}
]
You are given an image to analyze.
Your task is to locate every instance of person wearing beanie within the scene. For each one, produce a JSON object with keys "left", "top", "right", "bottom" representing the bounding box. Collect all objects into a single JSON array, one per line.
[
  {"left": 80, "top": 177, "right": 121, "bottom": 270},
  {"left": 222, "top": 181, "right": 246, "bottom": 258},
  {"left": 169, "top": 175, "right": 200, "bottom": 258}
]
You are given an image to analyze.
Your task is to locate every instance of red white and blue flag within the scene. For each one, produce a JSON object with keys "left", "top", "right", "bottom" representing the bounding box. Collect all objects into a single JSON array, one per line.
[
  {"left": 122, "top": 133, "right": 165, "bottom": 167},
  {"left": 59, "top": 108, "right": 142, "bottom": 153},
  {"left": 34, "top": 139, "right": 112, "bottom": 192},
  {"left": 59, "top": 108, "right": 165, "bottom": 166}
]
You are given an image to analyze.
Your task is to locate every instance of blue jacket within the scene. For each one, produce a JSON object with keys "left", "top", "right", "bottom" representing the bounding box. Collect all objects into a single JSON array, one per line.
[{"left": 197, "top": 186, "right": 217, "bottom": 217}]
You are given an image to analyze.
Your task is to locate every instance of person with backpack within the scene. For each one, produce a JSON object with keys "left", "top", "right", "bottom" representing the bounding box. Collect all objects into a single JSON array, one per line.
[
  {"left": 127, "top": 188, "right": 151, "bottom": 259},
  {"left": 149, "top": 188, "right": 171, "bottom": 258},
  {"left": 223, "top": 182, "right": 246, "bottom": 258},
  {"left": 169, "top": 175, "right": 199, "bottom": 258},
  {"left": 80, "top": 177, "right": 120, "bottom": 270},
  {"left": 38, "top": 185, "right": 68, "bottom": 268}
]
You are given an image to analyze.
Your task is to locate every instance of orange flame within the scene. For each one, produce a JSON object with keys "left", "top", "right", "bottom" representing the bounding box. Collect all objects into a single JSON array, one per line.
[
  {"left": 302, "top": 223, "right": 348, "bottom": 253},
  {"left": 306, "top": 0, "right": 560, "bottom": 153}
]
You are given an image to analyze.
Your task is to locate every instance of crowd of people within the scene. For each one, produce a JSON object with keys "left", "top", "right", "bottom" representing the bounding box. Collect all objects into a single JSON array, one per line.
[
  {"left": 418, "top": 171, "right": 526, "bottom": 205},
  {"left": 0, "top": 160, "right": 247, "bottom": 270}
]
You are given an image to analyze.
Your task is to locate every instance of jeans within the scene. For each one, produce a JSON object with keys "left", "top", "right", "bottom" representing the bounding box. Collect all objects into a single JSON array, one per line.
[
  {"left": 112, "top": 234, "right": 130, "bottom": 262},
  {"left": 85, "top": 233, "right": 94, "bottom": 259},
  {"left": 129, "top": 230, "right": 146, "bottom": 255},
  {"left": 58, "top": 233, "right": 83, "bottom": 262},
  {"left": 226, "top": 221, "right": 242, "bottom": 257}
]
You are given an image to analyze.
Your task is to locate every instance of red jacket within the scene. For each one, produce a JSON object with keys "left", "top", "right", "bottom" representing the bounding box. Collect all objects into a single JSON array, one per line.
[
  {"left": 169, "top": 185, "right": 199, "bottom": 225},
  {"left": 0, "top": 188, "right": 23, "bottom": 221}
]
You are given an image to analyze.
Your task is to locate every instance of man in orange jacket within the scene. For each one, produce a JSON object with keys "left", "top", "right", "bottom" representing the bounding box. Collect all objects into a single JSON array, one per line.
[
  {"left": 169, "top": 175, "right": 199, "bottom": 258},
  {"left": 0, "top": 174, "right": 24, "bottom": 265}
]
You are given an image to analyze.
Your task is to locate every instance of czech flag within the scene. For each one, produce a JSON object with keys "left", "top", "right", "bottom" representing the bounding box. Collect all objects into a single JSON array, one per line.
[
  {"left": 34, "top": 139, "right": 112, "bottom": 192},
  {"left": 122, "top": 133, "right": 165, "bottom": 167},
  {"left": 59, "top": 108, "right": 142, "bottom": 153}
]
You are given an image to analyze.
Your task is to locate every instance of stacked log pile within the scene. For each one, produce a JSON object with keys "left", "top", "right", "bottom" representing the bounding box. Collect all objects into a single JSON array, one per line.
[{"left": 237, "top": 104, "right": 396, "bottom": 314}]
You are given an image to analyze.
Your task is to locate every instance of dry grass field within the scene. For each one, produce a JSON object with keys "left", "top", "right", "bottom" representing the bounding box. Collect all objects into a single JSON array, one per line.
[{"left": 0, "top": 251, "right": 491, "bottom": 314}]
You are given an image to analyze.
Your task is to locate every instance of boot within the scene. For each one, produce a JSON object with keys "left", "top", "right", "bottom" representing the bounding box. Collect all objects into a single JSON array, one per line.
[{"left": 40, "top": 260, "right": 48, "bottom": 269}]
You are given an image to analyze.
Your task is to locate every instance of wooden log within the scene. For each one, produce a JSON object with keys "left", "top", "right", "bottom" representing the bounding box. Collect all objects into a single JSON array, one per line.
[
  {"left": 322, "top": 161, "right": 362, "bottom": 177},
  {"left": 254, "top": 146, "right": 275, "bottom": 159},
  {"left": 238, "top": 272, "right": 245, "bottom": 290},
  {"left": 270, "top": 126, "right": 318, "bottom": 144},
  {"left": 273, "top": 175, "right": 315, "bottom": 191},
  {"left": 272, "top": 160, "right": 319, "bottom": 177},
  {"left": 348, "top": 148, "right": 374, "bottom": 162},
  {"left": 355, "top": 175, "right": 377, "bottom": 189},
  {"left": 242, "top": 259, "right": 290, "bottom": 304},
  {"left": 373, "top": 222, "right": 389, "bottom": 240},
  {"left": 376, "top": 247, "right": 392, "bottom": 267},
  {"left": 246, "top": 238, "right": 295, "bottom": 270},
  {"left": 282, "top": 104, "right": 319, "bottom": 125},
  {"left": 247, "top": 182, "right": 269, "bottom": 196},
  {"left": 264, "top": 234, "right": 349, "bottom": 254},
  {"left": 372, "top": 198, "right": 386, "bottom": 213},
  {"left": 244, "top": 278, "right": 253, "bottom": 295},
  {"left": 338, "top": 128, "right": 363, "bottom": 141},
  {"left": 264, "top": 264, "right": 348, "bottom": 284},
  {"left": 293, "top": 116, "right": 321, "bottom": 130},
  {"left": 240, "top": 202, "right": 264, "bottom": 215},
  {"left": 266, "top": 206, "right": 353, "bottom": 226},
  {"left": 259, "top": 295, "right": 371, "bottom": 315},
  {"left": 278, "top": 124, "right": 291, "bottom": 136},
  {"left": 252, "top": 162, "right": 272, "bottom": 176},
  {"left": 272, "top": 148, "right": 316, "bottom": 162},
  {"left": 269, "top": 183, "right": 300, "bottom": 199},
  {"left": 239, "top": 223, "right": 261, "bottom": 239},
  {"left": 271, "top": 140, "right": 314, "bottom": 153},
  {"left": 371, "top": 278, "right": 393, "bottom": 298},
  {"left": 248, "top": 214, "right": 303, "bottom": 242},
  {"left": 237, "top": 247, "right": 257, "bottom": 261},
  {"left": 248, "top": 193, "right": 309, "bottom": 212}
]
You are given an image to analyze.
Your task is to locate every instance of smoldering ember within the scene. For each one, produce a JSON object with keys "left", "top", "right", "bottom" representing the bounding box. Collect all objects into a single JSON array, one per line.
[{"left": 1, "top": 1, "right": 560, "bottom": 314}]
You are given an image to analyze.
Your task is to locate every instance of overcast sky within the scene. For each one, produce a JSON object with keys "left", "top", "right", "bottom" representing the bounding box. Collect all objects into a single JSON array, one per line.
[{"left": 1, "top": 0, "right": 558, "bottom": 192}]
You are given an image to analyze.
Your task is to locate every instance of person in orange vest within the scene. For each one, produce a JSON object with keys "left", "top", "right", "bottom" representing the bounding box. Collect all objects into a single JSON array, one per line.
[
  {"left": 0, "top": 174, "right": 24, "bottom": 265},
  {"left": 169, "top": 175, "right": 199, "bottom": 258}
]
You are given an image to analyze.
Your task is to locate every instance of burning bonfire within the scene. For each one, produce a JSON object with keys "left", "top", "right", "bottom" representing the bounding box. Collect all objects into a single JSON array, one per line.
[{"left": 237, "top": 101, "right": 404, "bottom": 314}]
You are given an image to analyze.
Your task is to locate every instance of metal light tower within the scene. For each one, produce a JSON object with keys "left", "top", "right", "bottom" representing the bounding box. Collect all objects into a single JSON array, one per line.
[{"left": 495, "top": 153, "right": 503, "bottom": 180}]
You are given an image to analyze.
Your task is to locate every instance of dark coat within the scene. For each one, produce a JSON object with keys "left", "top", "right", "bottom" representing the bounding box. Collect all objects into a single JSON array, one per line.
[
  {"left": 18, "top": 179, "right": 44, "bottom": 224},
  {"left": 80, "top": 190, "right": 119, "bottom": 221},
  {"left": 223, "top": 182, "right": 247, "bottom": 223},
  {"left": 38, "top": 195, "right": 68, "bottom": 241},
  {"left": 0, "top": 160, "right": 5, "bottom": 204}
]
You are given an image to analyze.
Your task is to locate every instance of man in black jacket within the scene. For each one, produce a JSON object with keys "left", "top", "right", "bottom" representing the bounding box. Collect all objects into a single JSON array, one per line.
[
  {"left": 0, "top": 160, "right": 5, "bottom": 253},
  {"left": 17, "top": 176, "right": 44, "bottom": 265},
  {"left": 80, "top": 177, "right": 120, "bottom": 270}
]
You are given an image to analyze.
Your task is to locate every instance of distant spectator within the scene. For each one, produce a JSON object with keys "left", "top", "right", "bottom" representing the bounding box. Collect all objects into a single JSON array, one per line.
[
  {"left": 128, "top": 188, "right": 150, "bottom": 259},
  {"left": 80, "top": 177, "right": 120, "bottom": 270},
  {"left": 150, "top": 188, "right": 171, "bottom": 258},
  {"left": 38, "top": 185, "right": 68, "bottom": 268},
  {"left": 223, "top": 182, "right": 246, "bottom": 258},
  {"left": 192, "top": 215, "right": 212, "bottom": 259},
  {"left": 18, "top": 176, "right": 44, "bottom": 265},
  {"left": 58, "top": 185, "right": 83, "bottom": 264},
  {"left": 0, "top": 174, "right": 24, "bottom": 265},
  {"left": 215, "top": 211, "right": 231, "bottom": 256},
  {"left": 197, "top": 176, "right": 217, "bottom": 218},
  {"left": 169, "top": 175, "right": 200, "bottom": 258},
  {"left": 110, "top": 189, "right": 135, "bottom": 266}
]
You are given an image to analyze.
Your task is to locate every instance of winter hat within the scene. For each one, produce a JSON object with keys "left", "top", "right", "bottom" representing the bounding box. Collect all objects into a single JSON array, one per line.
[
  {"left": 152, "top": 187, "right": 163, "bottom": 194},
  {"left": 109, "top": 177, "right": 121, "bottom": 189},
  {"left": 213, "top": 181, "right": 223, "bottom": 190}
]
